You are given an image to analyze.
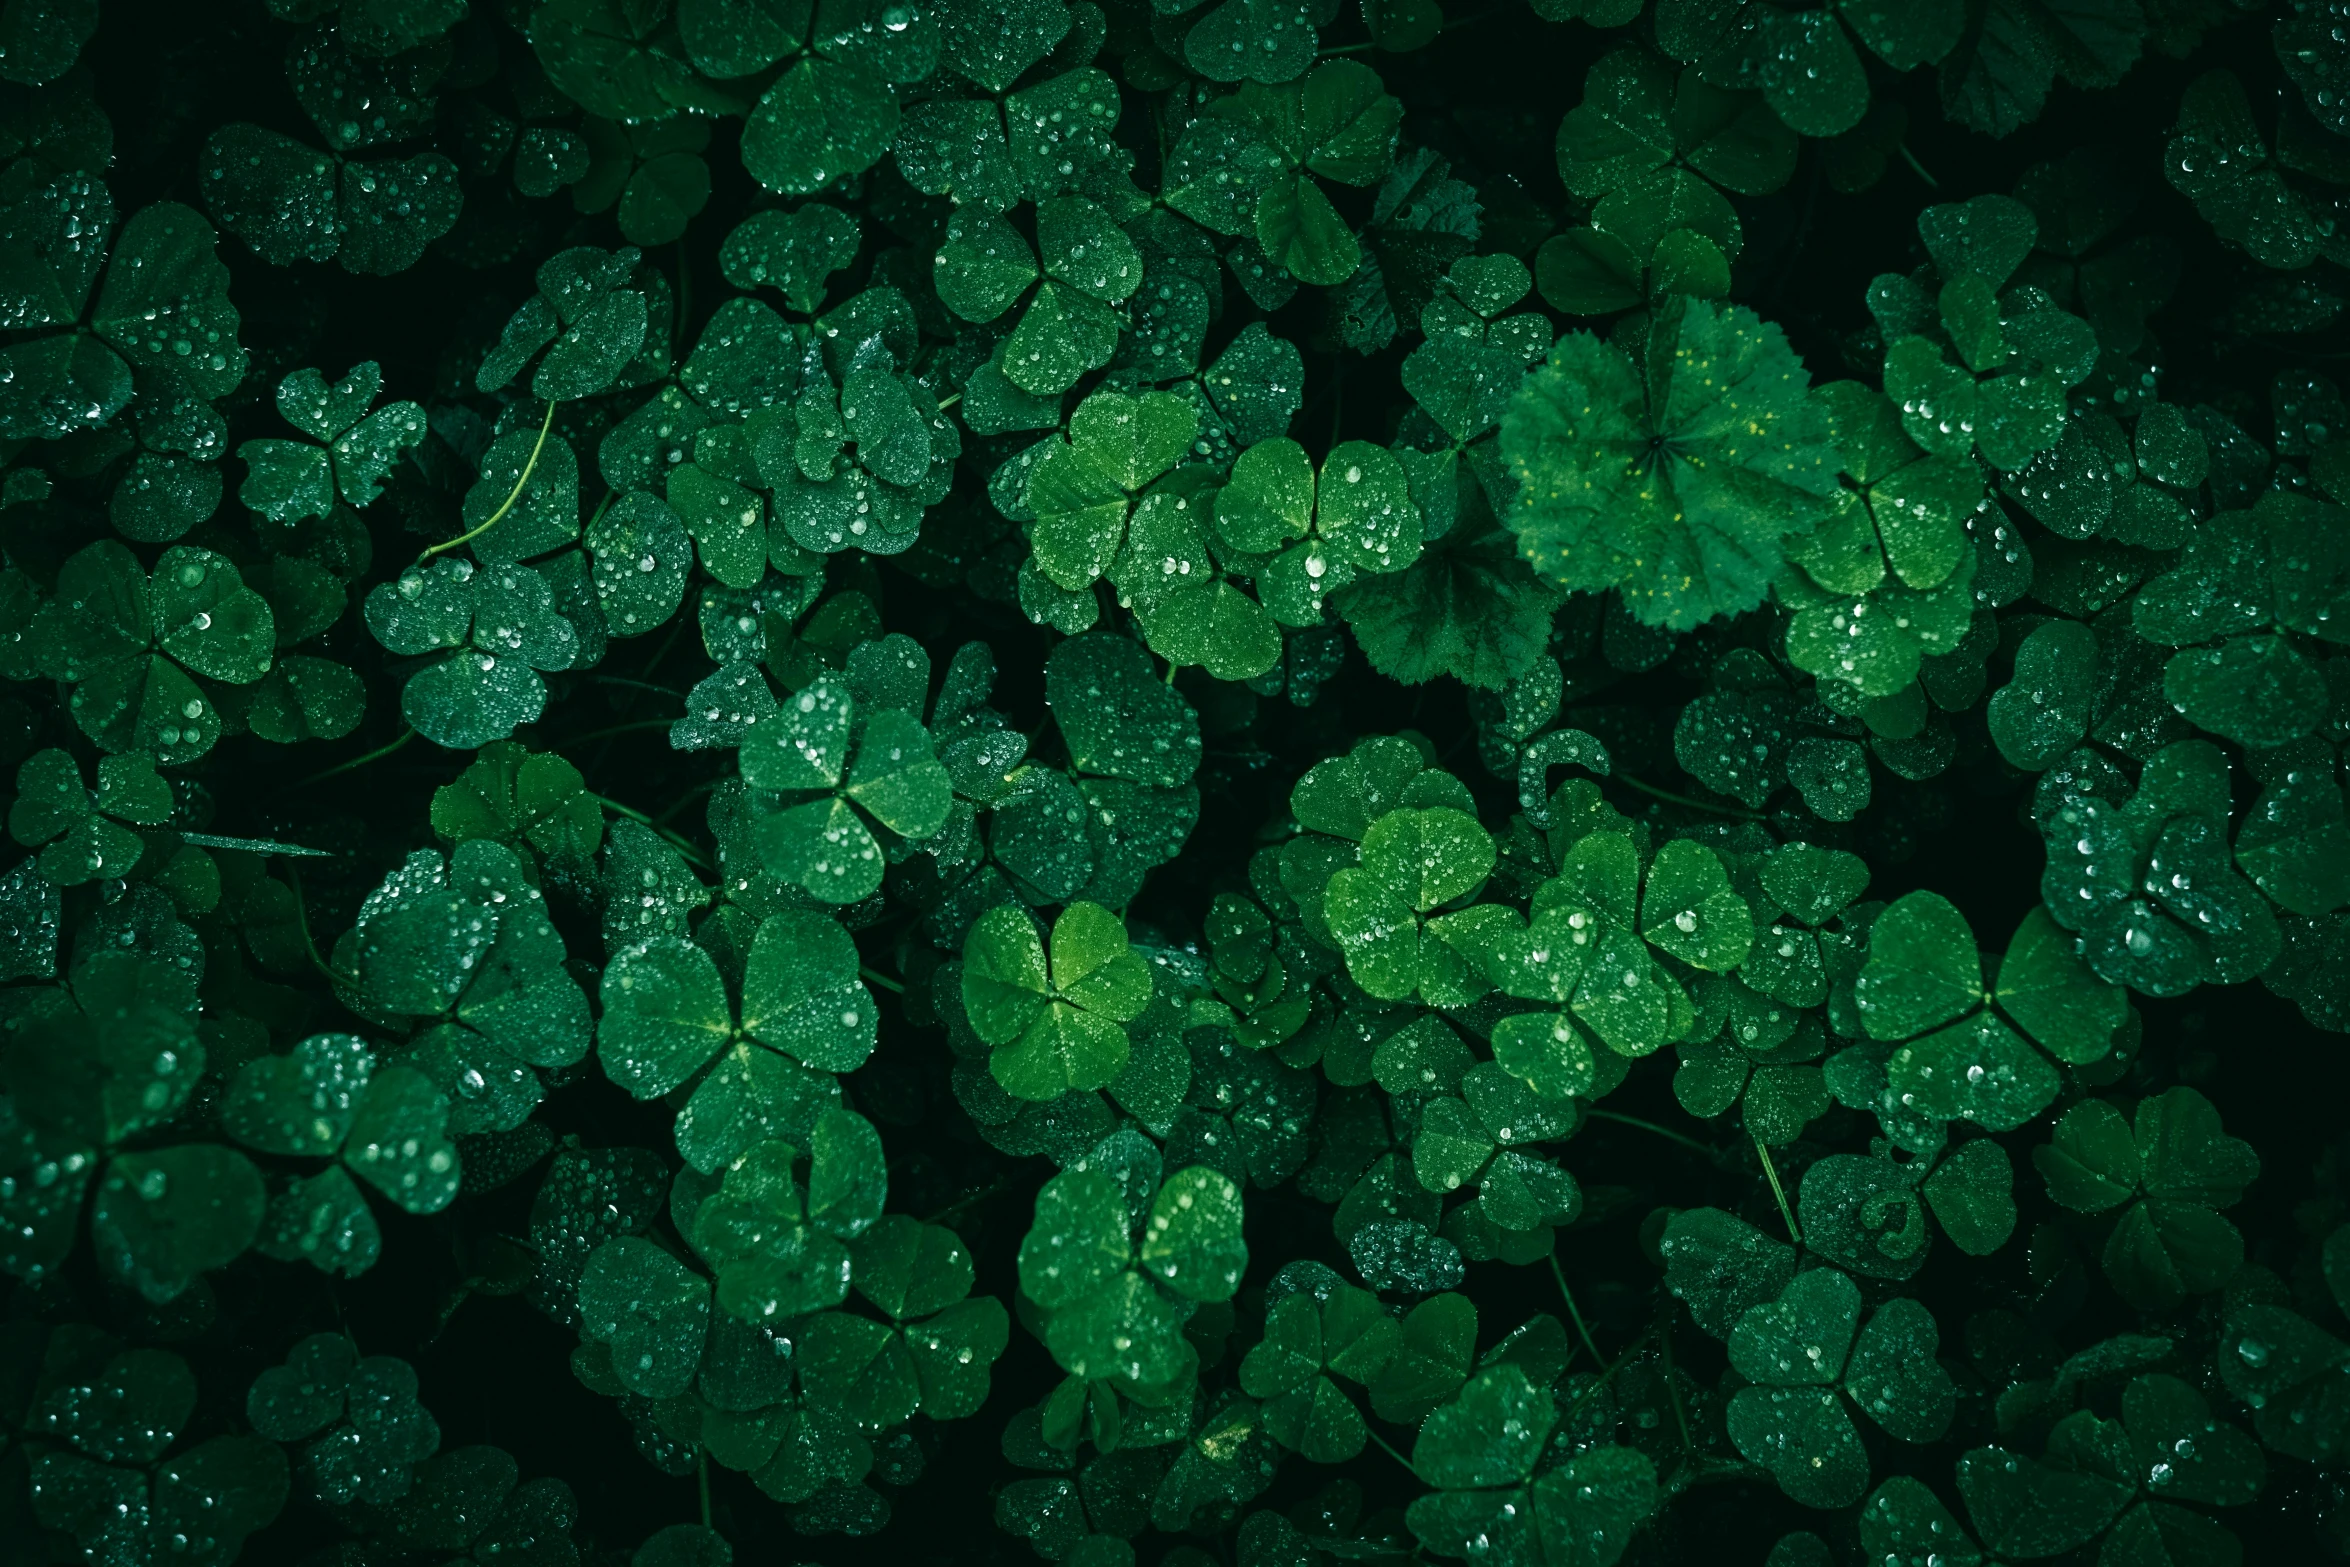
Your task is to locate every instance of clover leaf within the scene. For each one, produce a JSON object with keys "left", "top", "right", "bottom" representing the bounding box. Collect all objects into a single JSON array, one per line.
[
  {"left": 2034, "top": 1087, "right": 2257, "bottom": 1310},
  {"left": 1502, "top": 295, "right": 1841, "bottom": 630},
  {"left": 1238, "top": 1271, "right": 1401, "bottom": 1462},
  {"left": 223, "top": 1032, "right": 461, "bottom": 1225},
  {"left": 1323, "top": 804, "right": 1494, "bottom": 1003},
  {"left": 934, "top": 198, "right": 1141, "bottom": 396},
  {"left": 2165, "top": 69, "right": 2333, "bottom": 270},
  {"left": 719, "top": 203, "right": 859, "bottom": 315},
  {"left": 202, "top": 121, "right": 462, "bottom": 275},
  {"left": 26, "top": 540, "right": 274, "bottom": 764},
  {"left": 598, "top": 913, "right": 870, "bottom": 1170},
  {"left": 684, "top": 1117, "right": 882, "bottom": 1325},
  {"left": 842, "top": 1214, "right": 1010, "bottom": 1420},
  {"left": 336, "top": 840, "right": 591, "bottom": 1136},
  {"left": 1725, "top": 1268, "right": 1955, "bottom": 1507},
  {"left": 1163, "top": 62, "right": 1400, "bottom": 287},
  {"left": 237, "top": 361, "right": 426, "bottom": 525},
  {"left": 2037, "top": 740, "right": 2281, "bottom": 997},
  {"left": 1658, "top": 0, "right": 1958, "bottom": 138},
  {"left": 430, "top": 741, "right": 604, "bottom": 870},
  {"left": 1032, "top": 633, "right": 1204, "bottom": 905},
  {"left": 1405, "top": 1370, "right": 1658, "bottom": 1567},
  {"left": 8, "top": 747, "right": 171, "bottom": 886},
  {"left": 1025, "top": 388, "right": 1201, "bottom": 594},
  {"left": 1017, "top": 1156, "right": 1244, "bottom": 1396},
  {"left": 1214, "top": 437, "right": 1420, "bottom": 625},
  {"left": 754, "top": 350, "right": 959, "bottom": 558},
  {"left": 733, "top": 0, "right": 935, "bottom": 198},
  {"left": 364, "top": 558, "right": 577, "bottom": 750},
  {"left": 896, "top": 66, "right": 1128, "bottom": 213},
  {"left": 248, "top": 1334, "right": 441, "bottom": 1505},
  {"left": 964, "top": 902, "right": 1152, "bottom": 1100},
  {"left": 476, "top": 245, "right": 652, "bottom": 403}
]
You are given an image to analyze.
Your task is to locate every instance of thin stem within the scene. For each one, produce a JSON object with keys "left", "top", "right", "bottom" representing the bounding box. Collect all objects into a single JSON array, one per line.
[
  {"left": 1611, "top": 772, "right": 1760, "bottom": 821},
  {"left": 1548, "top": 1254, "right": 1604, "bottom": 1367},
  {"left": 1365, "top": 1427, "right": 1419, "bottom": 1480},
  {"left": 653, "top": 778, "right": 720, "bottom": 828},
  {"left": 698, "top": 1449, "right": 711, "bottom": 1530},
  {"left": 923, "top": 1180, "right": 1013, "bottom": 1226},
  {"left": 1899, "top": 142, "right": 1940, "bottom": 190},
  {"left": 1586, "top": 1108, "right": 1716, "bottom": 1157},
  {"left": 422, "top": 399, "right": 558, "bottom": 562},
  {"left": 286, "top": 864, "right": 357, "bottom": 988},
  {"left": 293, "top": 726, "right": 414, "bottom": 787},
  {"left": 590, "top": 675, "right": 685, "bottom": 701},
  {"left": 1659, "top": 1310, "right": 1693, "bottom": 1457},
  {"left": 1755, "top": 1135, "right": 1803, "bottom": 1247},
  {"left": 859, "top": 966, "right": 906, "bottom": 995},
  {"left": 934, "top": 392, "right": 960, "bottom": 410},
  {"left": 1562, "top": 1323, "right": 1656, "bottom": 1425}
]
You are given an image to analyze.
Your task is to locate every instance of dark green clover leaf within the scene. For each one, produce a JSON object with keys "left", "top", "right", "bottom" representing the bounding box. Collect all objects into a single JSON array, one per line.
[
  {"left": 1406, "top": 1411, "right": 1658, "bottom": 1567},
  {"left": 1658, "top": 0, "right": 1953, "bottom": 138},
  {"left": 222, "top": 1032, "right": 461, "bottom": 1221},
  {"left": 720, "top": 204, "right": 859, "bottom": 315},
  {"left": 237, "top": 361, "right": 425, "bottom": 525},
  {"left": 1163, "top": 62, "right": 1400, "bottom": 287},
  {"left": 7, "top": 747, "right": 171, "bottom": 887},
  {"left": 1502, "top": 294, "right": 1841, "bottom": 630},
  {"left": 202, "top": 122, "right": 462, "bottom": 275},
  {"left": 1660, "top": 1205, "right": 1797, "bottom": 1338},
  {"left": 934, "top": 198, "right": 1140, "bottom": 396},
  {"left": 364, "top": 559, "right": 579, "bottom": 751},
  {"left": 734, "top": 671, "right": 953, "bottom": 903},
  {"left": 754, "top": 352, "right": 958, "bottom": 559},
  {"left": 2165, "top": 70, "right": 2331, "bottom": 271},
  {"left": 1856, "top": 1478, "right": 1988, "bottom": 1567},
  {"left": 1725, "top": 1268, "right": 1955, "bottom": 1507},
  {"left": 2034, "top": 1087, "right": 2257, "bottom": 1310},
  {"left": 1986, "top": 618, "right": 2096, "bottom": 770},
  {"left": 91, "top": 1142, "right": 267, "bottom": 1302},
  {"left": 1956, "top": 1374, "right": 2263, "bottom": 1562},
  {"left": 599, "top": 913, "right": 868, "bottom": 1171},
  {"left": 2234, "top": 744, "right": 2350, "bottom": 918},
  {"left": 1855, "top": 894, "right": 2126, "bottom": 1131},
  {"left": 26, "top": 540, "right": 274, "bottom": 764},
  {"left": 247, "top": 1334, "right": 441, "bottom": 1505},
  {"left": 338, "top": 839, "right": 591, "bottom": 1136},
  {"left": 687, "top": 1124, "right": 879, "bottom": 1324},
  {"left": 848, "top": 1215, "right": 1010, "bottom": 1419},
  {"left": 1239, "top": 1272, "right": 1399, "bottom": 1463},
  {"left": 579, "top": 1235, "right": 710, "bottom": 1399},
  {"left": 895, "top": 66, "right": 1128, "bottom": 214},
  {"left": 964, "top": 902, "right": 1152, "bottom": 1101},
  {"left": 1041, "top": 633, "right": 1204, "bottom": 905},
  {"left": 430, "top": 741, "right": 604, "bottom": 870},
  {"left": 0, "top": 201, "right": 246, "bottom": 443},
  {"left": 736, "top": 0, "right": 933, "bottom": 199},
  {"left": 1214, "top": 437, "right": 1420, "bottom": 625},
  {"left": 2038, "top": 740, "right": 2281, "bottom": 997},
  {"left": 476, "top": 245, "right": 651, "bottom": 403}
]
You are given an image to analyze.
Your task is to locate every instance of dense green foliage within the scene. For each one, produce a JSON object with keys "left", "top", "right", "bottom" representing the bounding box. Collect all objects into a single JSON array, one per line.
[{"left": 7, "top": 1, "right": 2350, "bottom": 1564}]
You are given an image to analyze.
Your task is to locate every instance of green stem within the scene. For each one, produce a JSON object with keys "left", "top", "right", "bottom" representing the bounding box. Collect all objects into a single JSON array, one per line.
[
  {"left": 1755, "top": 1135, "right": 1803, "bottom": 1247},
  {"left": 285, "top": 864, "right": 358, "bottom": 989},
  {"left": 1612, "top": 772, "right": 1760, "bottom": 821},
  {"left": 1659, "top": 1310, "right": 1694, "bottom": 1456},
  {"left": 923, "top": 1180, "right": 1013, "bottom": 1226},
  {"left": 1585, "top": 1108, "right": 1716, "bottom": 1157},
  {"left": 934, "top": 392, "right": 960, "bottom": 410},
  {"left": 860, "top": 966, "right": 906, "bottom": 995},
  {"left": 1898, "top": 142, "right": 1940, "bottom": 189},
  {"left": 421, "top": 399, "right": 558, "bottom": 562},
  {"left": 1562, "top": 1324, "right": 1655, "bottom": 1425},
  {"left": 653, "top": 778, "right": 720, "bottom": 828},
  {"left": 294, "top": 726, "right": 414, "bottom": 787},
  {"left": 1548, "top": 1254, "right": 1604, "bottom": 1367}
]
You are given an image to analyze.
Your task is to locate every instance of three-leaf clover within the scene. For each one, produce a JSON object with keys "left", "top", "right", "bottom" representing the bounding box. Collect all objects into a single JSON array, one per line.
[
  {"left": 1779, "top": 381, "right": 1982, "bottom": 700},
  {"left": 2034, "top": 1087, "right": 2257, "bottom": 1310},
  {"left": 734, "top": 670, "right": 954, "bottom": 903},
  {"left": 683, "top": 1114, "right": 885, "bottom": 1325},
  {"left": 1501, "top": 294, "right": 1843, "bottom": 630},
  {"left": 597, "top": 912, "right": 872, "bottom": 1170},
  {"left": 1853, "top": 893, "right": 2126, "bottom": 1131},
  {"left": 1237, "top": 1268, "right": 1402, "bottom": 1462},
  {"left": 934, "top": 198, "right": 1142, "bottom": 396},
  {"left": 7, "top": 747, "right": 172, "bottom": 886},
  {"left": 1724, "top": 1267, "right": 1956, "bottom": 1508},
  {"left": 475, "top": 245, "right": 653, "bottom": 403},
  {"left": 202, "top": 121, "right": 462, "bottom": 275},
  {"left": 1213, "top": 437, "right": 1420, "bottom": 624},
  {"left": 237, "top": 362, "right": 427, "bottom": 525},
  {"left": 1163, "top": 62, "right": 1401, "bottom": 287},
  {"left": 364, "top": 558, "right": 579, "bottom": 750},
  {"left": 1016, "top": 1159, "right": 1246, "bottom": 1395},
  {"left": 28, "top": 541, "right": 275, "bottom": 764},
  {"left": 756, "top": 347, "right": 959, "bottom": 558},
  {"left": 963, "top": 902, "right": 1153, "bottom": 1101},
  {"left": 1024, "top": 388, "right": 1202, "bottom": 595},
  {"left": 832, "top": 1214, "right": 1011, "bottom": 1423},
  {"left": 1322, "top": 802, "right": 1495, "bottom": 1003},
  {"left": 247, "top": 1334, "right": 441, "bottom": 1505},
  {"left": 895, "top": 65, "right": 1127, "bottom": 214}
]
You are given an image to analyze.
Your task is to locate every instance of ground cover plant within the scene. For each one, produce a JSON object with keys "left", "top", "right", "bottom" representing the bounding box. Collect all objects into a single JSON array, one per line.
[{"left": 7, "top": 1, "right": 2350, "bottom": 1564}]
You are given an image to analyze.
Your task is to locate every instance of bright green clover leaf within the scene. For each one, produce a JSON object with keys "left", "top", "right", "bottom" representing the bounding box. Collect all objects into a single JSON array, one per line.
[
  {"left": 1501, "top": 294, "right": 1842, "bottom": 631},
  {"left": 2038, "top": 740, "right": 2282, "bottom": 997},
  {"left": 429, "top": 741, "right": 604, "bottom": 869},
  {"left": 222, "top": 1033, "right": 461, "bottom": 1222},
  {"left": 25, "top": 540, "right": 274, "bottom": 764},
  {"left": 1955, "top": 1374, "right": 2264, "bottom": 1562},
  {"left": 847, "top": 1214, "right": 1011, "bottom": 1420},
  {"left": 2033, "top": 1087, "right": 2257, "bottom": 1310},
  {"left": 1025, "top": 388, "right": 1201, "bottom": 594},
  {"left": 1323, "top": 805, "right": 1494, "bottom": 1002},
  {"left": 475, "top": 245, "right": 651, "bottom": 403},
  {"left": 963, "top": 902, "right": 1153, "bottom": 1101},
  {"left": 236, "top": 361, "right": 425, "bottom": 524},
  {"left": 1016, "top": 1156, "right": 1243, "bottom": 1394},
  {"left": 735, "top": 672, "right": 954, "bottom": 903},
  {"left": 1411, "top": 1064, "right": 1581, "bottom": 1244},
  {"left": 598, "top": 912, "right": 870, "bottom": 1171},
  {"left": 933, "top": 197, "right": 1140, "bottom": 396},
  {"left": 1163, "top": 61, "right": 1400, "bottom": 287},
  {"left": 363, "top": 558, "right": 578, "bottom": 751},
  {"left": 1853, "top": 894, "right": 2126, "bottom": 1131},
  {"left": 0, "top": 201, "right": 246, "bottom": 443},
  {"left": 685, "top": 1130, "right": 869, "bottom": 1325},
  {"left": 1725, "top": 1268, "right": 1955, "bottom": 1507},
  {"left": 1214, "top": 437, "right": 1421, "bottom": 625},
  {"left": 7, "top": 747, "right": 171, "bottom": 887},
  {"left": 337, "top": 840, "right": 591, "bottom": 1136}
]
